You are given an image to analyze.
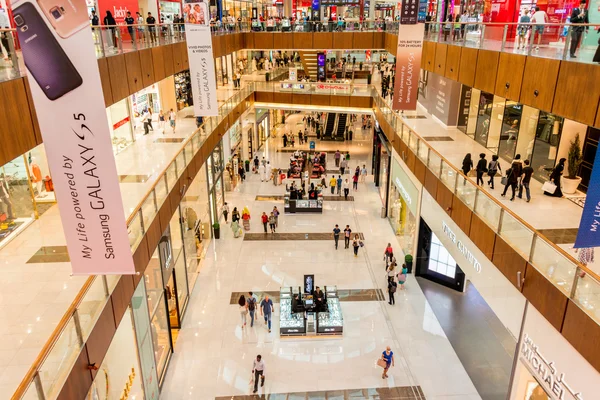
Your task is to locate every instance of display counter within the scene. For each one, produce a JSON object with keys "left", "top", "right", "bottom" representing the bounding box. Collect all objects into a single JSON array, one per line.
[
  {"left": 279, "top": 286, "right": 343, "bottom": 337},
  {"left": 284, "top": 197, "right": 323, "bottom": 214}
]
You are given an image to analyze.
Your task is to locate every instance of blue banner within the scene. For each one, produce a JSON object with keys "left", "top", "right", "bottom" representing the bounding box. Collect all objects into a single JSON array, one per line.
[{"left": 574, "top": 146, "right": 600, "bottom": 249}]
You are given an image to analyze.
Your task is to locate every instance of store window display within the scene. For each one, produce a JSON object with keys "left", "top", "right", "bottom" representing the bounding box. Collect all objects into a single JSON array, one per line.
[
  {"left": 530, "top": 112, "right": 564, "bottom": 182},
  {"left": 387, "top": 159, "right": 419, "bottom": 256},
  {"left": 130, "top": 85, "right": 161, "bottom": 137},
  {"left": 175, "top": 70, "right": 192, "bottom": 111},
  {"left": 27, "top": 144, "right": 55, "bottom": 203},
  {"left": 107, "top": 99, "right": 135, "bottom": 155}
]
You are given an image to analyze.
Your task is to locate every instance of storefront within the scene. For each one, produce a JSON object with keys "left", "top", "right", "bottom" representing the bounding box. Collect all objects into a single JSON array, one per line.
[
  {"left": 256, "top": 108, "right": 270, "bottom": 151},
  {"left": 130, "top": 84, "right": 162, "bottom": 137},
  {"left": 160, "top": 0, "right": 181, "bottom": 21},
  {"left": 107, "top": 98, "right": 135, "bottom": 155},
  {"left": 418, "top": 189, "right": 526, "bottom": 339},
  {"left": 174, "top": 70, "right": 192, "bottom": 111},
  {"left": 206, "top": 142, "right": 226, "bottom": 225},
  {"left": 509, "top": 302, "right": 600, "bottom": 400},
  {"left": 85, "top": 305, "right": 145, "bottom": 400},
  {"left": 223, "top": 121, "right": 242, "bottom": 191},
  {"left": 387, "top": 157, "right": 421, "bottom": 258},
  {"left": 373, "top": 126, "right": 391, "bottom": 210}
]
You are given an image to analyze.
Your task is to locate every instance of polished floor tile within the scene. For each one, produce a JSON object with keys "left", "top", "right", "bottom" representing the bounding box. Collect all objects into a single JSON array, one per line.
[
  {"left": 154, "top": 137, "right": 186, "bottom": 143},
  {"left": 118, "top": 174, "right": 152, "bottom": 183},
  {"left": 229, "top": 289, "right": 385, "bottom": 304},
  {"left": 214, "top": 385, "right": 426, "bottom": 399},
  {"left": 243, "top": 233, "right": 365, "bottom": 241},
  {"left": 26, "top": 246, "right": 70, "bottom": 264}
]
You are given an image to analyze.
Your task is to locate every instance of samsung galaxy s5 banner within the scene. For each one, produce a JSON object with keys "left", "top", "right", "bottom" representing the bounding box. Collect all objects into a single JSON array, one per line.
[
  {"left": 12, "top": 0, "right": 134, "bottom": 275},
  {"left": 392, "top": 0, "right": 424, "bottom": 111},
  {"left": 184, "top": 0, "right": 218, "bottom": 116}
]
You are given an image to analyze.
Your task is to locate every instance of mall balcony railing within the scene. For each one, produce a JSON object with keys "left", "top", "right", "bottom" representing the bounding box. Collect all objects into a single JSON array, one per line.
[
  {"left": 369, "top": 86, "right": 600, "bottom": 328},
  {"left": 421, "top": 21, "right": 600, "bottom": 63},
  {"left": 11, "top": 82, "right": 255, "bottom": 400}
]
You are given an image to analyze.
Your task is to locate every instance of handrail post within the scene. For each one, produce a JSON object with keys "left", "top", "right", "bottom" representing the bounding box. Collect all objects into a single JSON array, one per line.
[
  {"left": 497, "top": 208, "right": 505, "bottom": 234},
  {"left": 98, "top": 27, "right": 106, "bottom": 57},
  {"left": 34, "top": 372, "right": 46, "bottom": 400},
  {"left": 72, "top": 310, "right": 84, "bottom": 346},
  {"left": 570, "top": 267, "right": 581, "bottom": 299},
  {"left": 6, "top": 31, "right": 19, "bottom": 76},
  {"left": 102, "top": 275, "right": 109, "bottom": 297},
  {"left": 501, "top": 24, "right": 508, "bottom": 52},
  {"left": 562, "top": 26, "right": 572, "bottom": 60},
  {"left": 479, "top": 24, "right": 486, "bottom": 49},
  {"left": 527, "top": 24, "right": 535, "bottom": 55}
]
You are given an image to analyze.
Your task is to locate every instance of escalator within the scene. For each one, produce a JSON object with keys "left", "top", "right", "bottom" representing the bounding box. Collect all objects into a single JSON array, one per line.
[
  {"left": 322, "top": 113, "right": 337, "bottom": 140},
  {"left": 334, "top": 113, "right": 347, "bottom": 141}
]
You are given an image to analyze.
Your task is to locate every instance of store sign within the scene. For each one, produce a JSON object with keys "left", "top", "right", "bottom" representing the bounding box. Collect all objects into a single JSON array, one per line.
[
  {"left": 520, "top": 334, "right": 583, "bottom": 400},
  {"left": 391, "top": 159, "right": 419, "bottom": 215},
  {"left": 392, "top": 0, "right": 425, "bottom": 111},
  {"left": 113, "top": 116, "right": 130, "bottom": 130},
  {"left": 98, "top": 0, "right": 139, "bottom": 24},
  {"left": 11, "top": 0, "right": 134, "bottom": 275},
  {"left": 442, "top": 222, "right": 481, "bottom": 273},
  {"left": 574, "top": 144, "right": 600, "bottom": 249},
  {"left": 184, "top": 1, "right": 218, "bottom": 116},
  {"left": 316, "top": 83, "right": 348, "bottom": 90}
]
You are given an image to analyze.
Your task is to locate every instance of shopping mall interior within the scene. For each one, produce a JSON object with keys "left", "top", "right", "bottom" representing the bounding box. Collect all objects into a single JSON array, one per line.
[{"left": 1, "top": 3, "right": 600, "bottom": 400}]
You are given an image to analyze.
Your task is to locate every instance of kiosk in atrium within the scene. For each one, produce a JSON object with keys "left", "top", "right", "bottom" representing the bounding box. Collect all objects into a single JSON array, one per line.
[{"left": 279, "top": 280, "right": 343, "bottom": 336}]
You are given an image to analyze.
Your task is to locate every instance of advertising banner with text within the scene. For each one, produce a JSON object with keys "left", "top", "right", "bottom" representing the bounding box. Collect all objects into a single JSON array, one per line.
[
  {"left": 574, "top": 146, "right": 600, "bottom": 249},
  {"left": 392, "top": 0, "right": 424, "bottom": 111},
  {"left": 11, "top": 0, "right": 134, "bottom": 275},
  {"left": 184, "top": 0, "right": 219, "bottom": 116}
]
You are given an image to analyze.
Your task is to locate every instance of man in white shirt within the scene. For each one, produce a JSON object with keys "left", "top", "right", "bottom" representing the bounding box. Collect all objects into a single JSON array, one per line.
[
  {"left": 531, "top": 6, "right": 548, "bottom": 50},
  {"left": 251, "top": 354, "right": 265, "bottom": 393}
]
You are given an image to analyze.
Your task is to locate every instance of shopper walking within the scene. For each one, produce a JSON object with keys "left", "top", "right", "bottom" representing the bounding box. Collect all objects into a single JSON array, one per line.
[
  {"left": 258, "top": 162, "right": 267, "bottom": 182},
  {"left": 361, "top": 164, "right": 368, "bottom": 183},
  {"left": 247, "top": 292, "right": 257, "bottom": 327},
  {"left": 353, "top": 234, "right": 360, "bottom": 257},
  {"left": 461, "top": 153, "right": 473, "bottom": 177},
  {"left": 333, "top": 224, "right": 341, "bottom": 249},
  {"left": 387, "top": 277, "right": 397, "bottom": 305},
  {"left": 340, "top": 157, "right": 347, "bottom": 175},
  {"left": 476, "top": 153, "right": 487, "bottom": 186},
  {"left": 518, "top": 160, "right": 534, "bottom": 202},
  {"left": 398, "top": 264, "right": 408, "bottom": 290},
  {"left": 384, "top": 243, "right": 394, "bottom": 267},
  {"left": 502, "top": 155, "right": 523, "bottom": 200},
  {"left": 272, "top": 206, "right": 280, "bottom": 227},
  {"left": 343, "top": 225, "right": 352, "bottom": 249},
  {"left": 343, "top": 178, "right": 350, "bottom": 200},
  {"left": 168, "top": 108, "right": 177, "bottom": 133},
  {"left": 386, "top": 262, "right": 396, "bottom": 284},
  {"left": 223, "top": 202, "right": 230, "bottom": 223},
  {"left": 251, "top": 355, "right": 266, "bottom": 393},
  {"left": 336, "top": 175, "right": 342, "bottom": 195},
  {"left": 268, "top": 212, "right": 276, "bottom": 233},
  {"left": 487, "top": 155, "right": 501, "bottom": 189},
  {"left": 569, "top": 1, "right": 588, "bottom": 58},
  {"left": 544, "top": 158, "right": 566, "bottom": 198},
  {"left": 380, "top": 347, "right": 395, "bottom": 379},
  {"left": 158, "top": 110, "right": 165, "bottom": 132},
  {"left": 329, "top": 175, "right": 337, "bottom": 194},
  {"left": 335, "top": 150, "right": 341, "bottom": 167},
  {"left": 238, "top": 294, "right": 248, "bottom": 328},
  {"left": 352, "top": 173, "right": 359, "bottom": 191},
  {"left": 253, "top": 156, "right": 259, "bottom": 172},
  {"left": 261, "top": 212, "right": 268, "bottom": 233},
  {"left": 260, "top": 295, "right": 274, "bottom": 333}
]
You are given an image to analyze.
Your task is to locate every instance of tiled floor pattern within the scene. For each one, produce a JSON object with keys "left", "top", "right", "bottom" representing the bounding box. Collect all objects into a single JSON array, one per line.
[
  {"left": 420, "top": 136, "right": 454, "bottom": 142},
  {"left": 26, "top": 246, "right": 69, "bottom": 264},
  {"left": 255, "top": 195, "right": 355, "bottom": 201},
  {"left": 118, "top": 174, "right": 152, "bottom": 183},
  {"left": 214, "top": 385, "right": 426, "bottom": 400},
  {"left": 416, "top": 278, "right": 515, "bottom": 400},
  {"left": 229, "top": 289, "right": 385, "bottom": 304},
  {"left": 537, "top": 228, "right": 579, "bottom": 245},
  {"left": 243, "top": 233, "right": 365, "bottom": 241}
]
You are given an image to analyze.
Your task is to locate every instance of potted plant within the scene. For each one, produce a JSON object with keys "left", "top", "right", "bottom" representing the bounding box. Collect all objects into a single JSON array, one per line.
[
  {"left": 212, "top": 222, "right": 220, "bottom": 239},
  {"left": 561, "top": 133, "right": 583, "bottom": 194},
  {"left": 245, "top": 159, "right": 250, "bottom": 172},
  {"left": 404, "top": 254, "right": 413, "bottom": 274}
]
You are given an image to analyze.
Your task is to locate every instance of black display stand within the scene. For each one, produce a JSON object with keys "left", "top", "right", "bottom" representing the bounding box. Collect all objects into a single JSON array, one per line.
[{"left": 284, "top": 197, "right": 323, "bottom": 214}]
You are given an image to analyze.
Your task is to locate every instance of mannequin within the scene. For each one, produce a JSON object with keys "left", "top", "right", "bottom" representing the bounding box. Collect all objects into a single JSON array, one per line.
[
  {"left": 30, "top": 157, "right": 44, "bottom": 198},
  {"left": 0, "top": 174, "right": 14, "bottom": 220}
]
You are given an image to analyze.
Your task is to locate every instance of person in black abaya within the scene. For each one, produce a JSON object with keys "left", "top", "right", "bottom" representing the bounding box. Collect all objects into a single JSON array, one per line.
[{"left": 544, "top": 158, "right": 566, "bottom": 197}]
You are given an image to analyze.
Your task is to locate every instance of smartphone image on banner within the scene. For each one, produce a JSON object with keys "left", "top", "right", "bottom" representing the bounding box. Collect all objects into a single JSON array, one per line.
[
  {"left": 13, "top": 2, "right": 83, "bottom": 101},
  {"left": 37, "top": 0, "right": 89, "bottom": 38}
]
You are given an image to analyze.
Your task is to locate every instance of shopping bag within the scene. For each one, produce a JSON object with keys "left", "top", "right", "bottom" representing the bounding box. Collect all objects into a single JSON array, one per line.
[
  {"left": 542, "top": 181, "right": 557, "bottom": 194},
  {"left": 500, "top": 176, "right": 508, "bottom": 186},
  {"left": 468, "top": 169, "right": 476, "bottom": 177},
  {"left": 376, "top": 359, "right": 387, "bottom": 368},
  {"left": 398, "top": 274, "right": 407, "bottom": 282}
]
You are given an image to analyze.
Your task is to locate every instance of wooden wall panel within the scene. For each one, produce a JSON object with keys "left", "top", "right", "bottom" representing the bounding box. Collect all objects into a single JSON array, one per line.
[
  {"left": 291, "top": 93, "right": 311, "bottom": 105},
  {"left": 434, "top": 43, "right": 447, "bottom": 76},
  {"left": 106, "top": 55, "right": 130, "bottom": 102},
  {"left": 520, "top": 57, "right": 560, "bottom": 112},
  {"left": 332, "top": 32, "right": 353, "bottom": 49},
  {"left": 373, "top": 32, "right": 385, "bottom": 49},
  {"left": 162, "top": 44, "right": 175, "bottom": 78},
  {"left": 145, "top": 215, "right": 163, "bottom": 261},
  {"left": 424, "top": 169, "right": 438, "bottom": 199},
  {"left": 311, "top": 95, "right": 331, "bottom": 106},
  {"left": 385, "top": 33, "right": 397, "bottom": 54},
  {"left": 179, "top": 42, "right": 189, "bottom": 70},
  {"left": 133, "top": 235, "right": 150, "bottom": 274},
  {"left": 405, "top": 148, "right": 416, "bottom": 171},
  {"left": 492, "top": 236, "right": 527, "bottom": 290},
  {"left": 444, "top": 45, "right": 461, "bottom": 81},
  {"left": 596, "top": 102, "right": 600, "bottom": 128},
  {"left": 56, "top": 347, "right": 92, "bottom": 400},
  {"left": 85, "top": 299, "right": 116, "bottom": 377},
  {"left": 349, "top": 96, "right": 371, "bottom": 108},
  {"left": 468, "top": 213, "right": 496, "bottom": 260},
  {"left": 97, "top": 58, "right": 113, "bottom": 107},
  {"left": 522, "top": 263, "right": 568, "bottom": 331},
  {"left": 151, "top": 46, "right": 166, "bottom": 81},
  {"left": 313, "top": 32, "right": 332, "bottom": 48},
  {"left": 124, "top": 51, "right": 144, "bottom": 94},
  {"left": 138, "top": 49, "right": 156, "bottom": 89},
  {"left": 413, "top": 158, "right": 426, "bottom": 185},
  {"left": 111, "top": 275, "right": 134, "bottom": 326},
  {"left": 0, "top": 78, "right": 38, "bottom": 166},
  {"left": 23, "top": 78, "right": 42, "bottom": 145},
  {"left": 273, "top": 92, "right": 292, "bottom": 104},
  {"left": 553, "top": 61, "right": 600, "bottom": 126},
  {"left": 224, "top": 35, "right": 233, "bottom": 54},
  {"left": 422, "top": 41, "right": 436, "bottom": 72},
  {"left": 293, "top": 32, "right": 313, "bottom": 49},
  {"left": 354, "top": 32, "right": 373, "bottom": 49},
  {"left": 474, "top": 50, "right": 499, "bottom": 93},
  {"left": 274, "top": 33, "right": 293, "bottom": 49},
  {"left": 255, "top": 32, "right": 274, "bottom": 48},
  {"left": 450, "top": 196, "right": 472, "bottom": 236},
  {"left": 561, "top": 300, "right": 600, "bottom": 372},
  {"left": 330, "top": 96, "right": 350, "bottom": 107},
  {"left": 494, "top": 53, "right": 526, "bottom": 102},
  {"left": 244, "top": 32, "right": 255, "bottom": 49},
  {"left": 458, "top": 47, "right": 478, "bottom": 87},
  {"left": 435, "top": 181, "right": 453, "bottom": 216},
  {"left": 171, "top": 41, "right": 184, "bottom": 73},
  {"left": 212, "top": 35, "right": 223, "bottom": 56},
  {"left": 255, "top": 92, "right": 274, "bottom": 103}
]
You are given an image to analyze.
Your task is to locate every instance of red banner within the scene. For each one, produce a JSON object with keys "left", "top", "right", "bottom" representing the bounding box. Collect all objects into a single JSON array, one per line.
[{"left": 97, "top": 0, "right": 139, "bottom": 24}]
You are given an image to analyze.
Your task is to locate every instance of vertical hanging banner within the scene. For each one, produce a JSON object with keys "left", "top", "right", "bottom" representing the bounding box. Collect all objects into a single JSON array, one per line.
[
  {"left": 574, "top": 147, "right": 600, "bottom": 249},
  {"left": 11, "top": 0, "right": 134, "bottom": 275},
  {"left": 184, "top": 0, "right": 219, "bottom": 116},
  {"left": 392, "top": 0, "right": 424, "bottom": 111}
]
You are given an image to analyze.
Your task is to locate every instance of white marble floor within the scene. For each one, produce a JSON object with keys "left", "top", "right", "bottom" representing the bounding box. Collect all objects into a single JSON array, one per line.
[{"left": 160, "top": 127, "right": 481, "bottom": 400}]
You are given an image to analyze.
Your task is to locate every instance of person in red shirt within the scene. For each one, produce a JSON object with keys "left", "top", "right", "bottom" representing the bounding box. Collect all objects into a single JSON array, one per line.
[{"left": 261, "top": 212, "right": 269, "bottom": 233}]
